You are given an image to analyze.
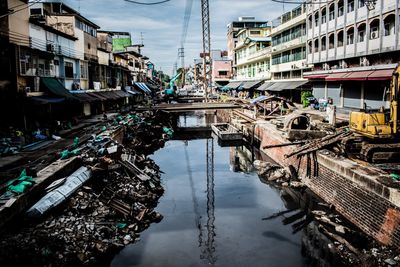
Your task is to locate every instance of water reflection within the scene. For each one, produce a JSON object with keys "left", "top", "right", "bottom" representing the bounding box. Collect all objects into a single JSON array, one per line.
[{"left": 111, "top": 112, "right": 343, "bottom": 267}]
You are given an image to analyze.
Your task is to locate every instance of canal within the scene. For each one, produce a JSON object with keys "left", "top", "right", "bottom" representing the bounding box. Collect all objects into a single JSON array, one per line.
[{"left": 111, "top": 112, "right": 315, "bottom": 267}]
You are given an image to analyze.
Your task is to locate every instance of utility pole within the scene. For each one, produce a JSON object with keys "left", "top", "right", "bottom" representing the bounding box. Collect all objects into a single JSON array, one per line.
[
  {"left": 201, "top": 0, "right": 211, "bottom": 101},
  {"left": 178, "top": 47, "right": 185, "bottom": 86}
]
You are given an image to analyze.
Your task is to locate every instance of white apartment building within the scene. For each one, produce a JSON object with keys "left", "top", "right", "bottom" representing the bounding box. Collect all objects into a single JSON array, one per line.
[
  {"left": 304, "top": 0, "right": 399, "bottom": 110},
  {"left": 261, "top": 4, "right": 311, "bottom": 101}
]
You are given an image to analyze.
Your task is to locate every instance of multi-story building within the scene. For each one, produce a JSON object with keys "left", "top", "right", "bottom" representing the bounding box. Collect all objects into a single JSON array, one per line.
[
  {"left": 264, "top": 4, "right": 311, "bottom": 100},
  {"left": 37, "top": 1, "right": 100, "bottom": 90},
  {"left": 304, "top": 0, "right": 399, "bottom": 110},
  {"left": 210, "top": 50, "right": 232, "bottom": 87},
  {"left": 230, "top": 26, "right": 272, "bottom": 93},
  {"left": 227, "top": 17, "right": 269, "bottom": 61}
]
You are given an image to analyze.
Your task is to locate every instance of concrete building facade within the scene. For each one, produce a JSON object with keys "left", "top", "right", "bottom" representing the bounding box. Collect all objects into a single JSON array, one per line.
[
  {"left": 265, "top": 4, "right": 311, "bottom": 97},
  {"left": 304, "top": 0, "right": 400, "bottom": 110},
  {"left": 234, "top": 27, "right": 272, "bottom": 82},
  {"left": 227, "top": 17, "right": 270, "bottom": 77}
]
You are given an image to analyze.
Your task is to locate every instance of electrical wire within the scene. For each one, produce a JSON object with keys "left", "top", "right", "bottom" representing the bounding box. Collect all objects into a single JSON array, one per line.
[
  {"left": 0, "top": 0, "right": 42, "bottom": 19},
  {"left": 271, "top": 0, "right": 335, "bottom": 4},
  {"left": 124, "top": 0, "right": 171, "bottom": 5},
  {"left": 180, "top": 0, "right": 193, "bottom": 47}
]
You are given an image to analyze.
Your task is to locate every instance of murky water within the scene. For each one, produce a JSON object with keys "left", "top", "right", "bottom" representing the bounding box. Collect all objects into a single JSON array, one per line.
[{"left": 111, "top": 130, "right": 310, "bottom": 266}]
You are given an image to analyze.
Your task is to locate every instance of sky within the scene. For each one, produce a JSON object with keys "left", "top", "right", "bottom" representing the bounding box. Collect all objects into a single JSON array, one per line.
[{"left": 62, "top": 0, "right": 294, "bottom": 75}]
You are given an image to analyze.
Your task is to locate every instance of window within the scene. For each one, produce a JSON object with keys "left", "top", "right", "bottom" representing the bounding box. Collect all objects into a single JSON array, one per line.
[
  {"left": 358, "top": 24, "right": 366, "bottom": 42},
  {"left": 338, "top": 0, "right": 344, "bottom": 17},
  {"left": 384, "top": 23, "right": 391, "bottom": 36},
  {"left": 347, "top": 33, "right": 354, "bottom": 44},
  {"left": 329, "top": 4, "right": 335, "bottom": 21},
  {"left": 250, "top": 30, "right": 261, "bottom": 35},
  {"left": 314, "top": 39, "right": 319, "bottom": 52},
  {"left": 338, "top": 6, "right": 344, "bottom": 17},
  {"left": 329, "top": 34, "right": 335, "bottom": 49},
  {"left": 282, "top": 51, "right": 290, "bottom": 63},
  {"left": 80, "top": 62, "right": 88, "bottom": 79},
  {"left": 314, "top": 12, "right": 319, "bottom": 27},
  {"left": 347, "top": 28, "right": 355, "bottom": 45},
  {"left": 30, "top": 8, "right": 42, "bottom": 16},
  {"left": 384, "top": 15, "right": 395, "bottom": 36},
  {"left": 369, "top": 19, "right": 380, "bottom": 39},
  {"left": 219, "top": 71, "right": 228, "bottom": 76},
  {"left": 321, "top": 8, "right": 327, "bottom": 24},
  {"left": 358, "top": 0, "right": 365, "bottom": 8},
  {"left": 347, "top": 1, "right": 354, "bottom": 13},
  {"left": 272, "top": 54, "right": 281, "bottom": 65},
  {"left": 358, "top": 30, "right": 365, "bottom": 42},
  {"left": 321, "top": 36, "right": 327, "bottom": 51},
  {"left": 65, "top": 62, "right": 74, "bottom": 78},
  {"left": 338, "top": 31, "right": 344, "bottom": 46}
]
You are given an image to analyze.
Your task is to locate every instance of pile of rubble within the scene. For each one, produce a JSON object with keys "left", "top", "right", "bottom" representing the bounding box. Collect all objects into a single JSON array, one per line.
[{"left": 0, "top": 110, "right": 172, "bottom": 266}]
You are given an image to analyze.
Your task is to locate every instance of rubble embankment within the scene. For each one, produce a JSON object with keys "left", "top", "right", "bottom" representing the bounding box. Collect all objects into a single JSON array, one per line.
[{"left": 0, "top": 110, "right": 172, "bottom": 266}]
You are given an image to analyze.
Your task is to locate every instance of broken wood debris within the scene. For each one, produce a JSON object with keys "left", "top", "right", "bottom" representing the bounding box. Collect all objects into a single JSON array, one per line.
[{"left": 0, "top": 110, "right": 171, "bottom": 266}]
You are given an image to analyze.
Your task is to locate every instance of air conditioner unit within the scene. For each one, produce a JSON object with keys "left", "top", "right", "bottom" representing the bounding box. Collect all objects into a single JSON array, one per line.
[
  {"left": 25, "top": 87, "right": 31, "bottom": 93},
  {"left": 370, "top": 31, "right": 378, "bottom": 39}
]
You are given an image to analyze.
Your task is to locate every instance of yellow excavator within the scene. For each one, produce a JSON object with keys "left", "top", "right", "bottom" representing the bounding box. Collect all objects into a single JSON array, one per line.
[{"left": 347, "top": 65, "right": 400, "bottom": 163}]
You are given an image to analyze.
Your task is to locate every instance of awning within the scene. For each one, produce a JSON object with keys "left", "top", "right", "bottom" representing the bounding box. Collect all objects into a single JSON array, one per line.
[
  {"left": 266, "top": 81, "right": 309, "bottom": 91},
  {"left": 225, "top": 81, "right": 242, "bottom": 89},
  {"left": 30, "top": 96, "right": 65, "bottom": 104},
  {"left": 241, "top": 80, "right": 263, "bottom": 89},
  {"left": 70, "top": 91, "right": 99, "bottom": 102},
  {"left": 41, "top": 77, "right": 78, "bottom": 100},
  {"left": 87, "top": 92, "right": 108, "bottom": 101},
  {"left": 113, "top": 90, "right": 131, "bottom": 98},
  {"left": 250, "top": 95, "right": 271, "bottom": 104},
  {"left": 367, "top": 69, "right": 393, "bottom": 80},
  {"left": 306, "top": 69, "right": 394, "bottom": 82},
  {"left": 325, "top": 73, "right": 351, "bottom": 81},
  {"left": 125, "top": 86, "right": 141, "bottom": 95},
  {"left": 257, "top": 81, "right": 275, "bottom": 91},
  {"left": 304, "top": 74, "right": 328, "bottom": 80},
  {"left": 134, "top": 83, "right": 152, "bottom": 94},
  {"left": 345, "top": 71, "right": 374, "bottom": 81},
  {"left": 97, "top": 91, "right": 121, "bottom": 100},
  {"left": 145, "top": 82, "right": 158, "bottom": 92}
]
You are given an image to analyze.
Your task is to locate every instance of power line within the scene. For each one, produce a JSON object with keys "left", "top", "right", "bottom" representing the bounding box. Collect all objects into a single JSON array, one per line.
[
  {"left": 180, "top": 0, "right": 193, "bottom": 47},
  {"left": 0, "top": 0, "right": 42, "bottom": 19},
  {"left": 124, "top": 0, "right": 171, "bottom": 5}
]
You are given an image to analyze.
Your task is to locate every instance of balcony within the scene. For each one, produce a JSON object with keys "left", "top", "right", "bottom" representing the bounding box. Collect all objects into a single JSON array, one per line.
[
  {"left": 272, "top": 13, "right": 306, "bottom": 35},
  {"left": 236, "top": 47, "right": 271, "bottom": 66},
  {"left": 272, "top": 36, "right": 306, "bottom": 53}
]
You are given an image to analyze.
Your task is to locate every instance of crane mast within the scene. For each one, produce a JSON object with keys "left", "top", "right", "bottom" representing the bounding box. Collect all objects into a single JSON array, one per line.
[{"left": 201, "top": 0, "right": 211, "bottom": 101}]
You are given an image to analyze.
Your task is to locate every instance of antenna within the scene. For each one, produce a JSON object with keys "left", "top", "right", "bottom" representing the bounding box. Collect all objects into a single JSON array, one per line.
[{"left": 140, "top": 32, "right": 144, "bottom": 46}]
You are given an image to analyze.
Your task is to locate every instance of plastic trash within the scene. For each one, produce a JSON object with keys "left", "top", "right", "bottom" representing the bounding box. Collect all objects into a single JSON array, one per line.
[
  {"left": 163, "top": 127, "right": 174, "bottom": 138},
  {"left": 73, "top": 137, "right": 79, "bottom": 148}
]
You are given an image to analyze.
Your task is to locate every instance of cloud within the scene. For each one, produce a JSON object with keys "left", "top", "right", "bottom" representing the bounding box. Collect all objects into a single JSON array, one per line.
[{"left": 63, "top": 0, "right": 293, "bottom": 74}]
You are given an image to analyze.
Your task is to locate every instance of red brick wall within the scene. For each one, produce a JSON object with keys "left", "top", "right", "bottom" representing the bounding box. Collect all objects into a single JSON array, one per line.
[{"left": 255, "top": 124, "right": 400, "bottom": 247}]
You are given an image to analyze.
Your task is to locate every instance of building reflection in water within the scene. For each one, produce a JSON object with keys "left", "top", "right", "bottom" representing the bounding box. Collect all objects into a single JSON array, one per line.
[{"left": 230, "top": 144, "right": 346, "bottom": 267}]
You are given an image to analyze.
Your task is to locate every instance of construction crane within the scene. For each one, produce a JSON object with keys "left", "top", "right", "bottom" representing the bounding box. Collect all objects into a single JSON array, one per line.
[{"left": 201, "top": 0, "right": 212, "bottom": 101}]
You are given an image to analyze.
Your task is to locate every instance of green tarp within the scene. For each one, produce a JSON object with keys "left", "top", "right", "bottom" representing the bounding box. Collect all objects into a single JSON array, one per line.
[{"left": 41, "top": 78, "right": 78, "bottom": 100}]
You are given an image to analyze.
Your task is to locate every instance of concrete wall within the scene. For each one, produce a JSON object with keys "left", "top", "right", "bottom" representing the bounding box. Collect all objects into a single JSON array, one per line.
[{"left": 8, "top": 0, "right": 30, "bottom": 45}]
